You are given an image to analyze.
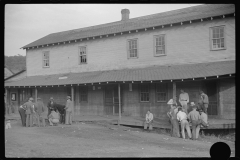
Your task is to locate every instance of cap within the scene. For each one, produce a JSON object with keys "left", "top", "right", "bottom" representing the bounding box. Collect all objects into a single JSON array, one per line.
[
  {"left": 50, "top": 97, "right": 54, "bottom": 100},
  {"left": 167, "top": 99, "right": 174, "bottom": 105},
  {"left": 29, "top": 97, "right": 34, "bottom": 101}
]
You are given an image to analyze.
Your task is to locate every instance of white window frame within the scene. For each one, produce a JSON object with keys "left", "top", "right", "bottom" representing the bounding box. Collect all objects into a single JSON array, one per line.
[
  {"left": 42, "top": 51, "right": 50, "bottom": 68},
  {"left": 127, "top": 38, "right": 138, "bottom": 59},
  {"left": 154, "top": 35, "right": 166, "bottom": 56},
  {"left": 210, "top": 25, "right": 226, "bottom": 50},
  {"left": 79, "top": 46, "right": 87, "bottom": 64}
]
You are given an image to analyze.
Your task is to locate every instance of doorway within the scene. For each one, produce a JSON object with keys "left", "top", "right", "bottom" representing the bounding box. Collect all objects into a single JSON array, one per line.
[{"left": 104, "top": 85, "right": 122, "bottom": 115}]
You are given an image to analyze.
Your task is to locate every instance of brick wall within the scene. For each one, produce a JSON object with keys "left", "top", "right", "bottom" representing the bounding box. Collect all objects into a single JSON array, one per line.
[
  {"left": 218, "top": 78, "right": 235, "bottom": 119},
  {"left": 26, "top": 17, "right": 235, "bottom": 76}
]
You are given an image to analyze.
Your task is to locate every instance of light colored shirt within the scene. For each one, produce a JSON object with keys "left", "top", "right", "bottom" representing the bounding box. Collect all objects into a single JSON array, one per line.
[
  {"left": 188, "top": 109, "right": 201, "bottom": 122},
  {"left": 65, "top": 99, "right": 73, "bottom": 112},
  {"left": 177, "top": 111, "right": 187, "bottom": 121},
  {"left": 146, "top": 113, "right": 153, "bottom": 122},
  {"left": 49, "top": 111, "right": 59, "bottom": 119},
  {"left": 179, "top": 92, "right": 189, "bottom": 103},
  {"left": 200, "top": 112, "right": 208, "bottom": 124}
]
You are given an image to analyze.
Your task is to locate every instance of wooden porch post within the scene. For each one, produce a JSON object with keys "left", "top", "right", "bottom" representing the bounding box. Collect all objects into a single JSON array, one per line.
[
  {"left": 173, "top": 82, "right": 176, "bottom": 104},
  {"left": 71, "top": 86, "right": 74, "bottom": 121},
  {"left": 35, "top": 88, "right": 37, "bottom": 102},
  {"left": 118, "top": 83, "right": 121, "bottom": 126}
]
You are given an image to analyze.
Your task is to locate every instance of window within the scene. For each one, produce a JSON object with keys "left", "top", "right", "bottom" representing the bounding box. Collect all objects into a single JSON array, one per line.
[
  {"left": 79, "top": 86, "right": 88, "bottom": 102},
  {"left": 43, "top": 51, "right": 50, "bottom": 67},
  {"left": 140, "top": 84, "right": 149, "bottom": 102},
  {"left": 210, "top": 26, "right": 225, "bottom": 50},
  {"left": 154, "top": 35, "right": 165, "bottom": 56},
  {"left": 11, "top": 93, "right": 16, "bottom": 101},
  {"left": 156, "top": 83, "right": 167, "bottom": 102},
  {"left": 79, "top": 46, "right": 87, "bottom": 64},
  {"left": 127, "top": 39, "right": 138, "bottom": 58}
]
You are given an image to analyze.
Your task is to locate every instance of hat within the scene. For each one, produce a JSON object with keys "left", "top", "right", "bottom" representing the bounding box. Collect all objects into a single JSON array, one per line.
[
  {"left": 50, "top": 97, "right": 54, "bottom": 100},
  {"left": 198, "top": 109, "right": 203, "bottom": 112},
  {"left": 190, "top": 102, "right": 195, "bottom": 106},
  {"left": 29, "top": 97, "right": 34, "bottom": 101},
  {"left": 67, "top": 96, "right": 71, "bottom": 99},
  {"left": 167, "top": 99, "right": 174, "bottom": 105}
]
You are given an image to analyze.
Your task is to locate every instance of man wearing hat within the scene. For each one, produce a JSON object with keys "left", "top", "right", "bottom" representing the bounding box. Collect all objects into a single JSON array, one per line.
[
  {"left": 65, "top": 96, "right": 73, "bottom": 125},
  {"left": 187, "top": 102, "right": 201, "bottom": 140},
  {"left": 47, "top": 97, "right": 56, "bottom": 117},
  {"left": 22, "top": 97, "right": 35, "bottom": 127},
  {"left": 199, "top": 90, "right": 209, "bottom": 114},
  {"left": 34, "top": 98, "right": 45, "bottom": 127}
]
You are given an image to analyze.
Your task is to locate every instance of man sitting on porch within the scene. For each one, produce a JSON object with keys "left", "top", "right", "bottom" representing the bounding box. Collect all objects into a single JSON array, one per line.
[{"left": 144, "top": 110, "right": 153, "bottom": 130}]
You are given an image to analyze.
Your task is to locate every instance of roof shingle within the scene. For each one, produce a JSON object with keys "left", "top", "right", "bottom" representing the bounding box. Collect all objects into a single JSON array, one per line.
[
  {"left": 22, "top": 4, "right": 235, "bottom": 49},
  {"left": 4, "top": 60, "right": 235, "bottom": 87}
]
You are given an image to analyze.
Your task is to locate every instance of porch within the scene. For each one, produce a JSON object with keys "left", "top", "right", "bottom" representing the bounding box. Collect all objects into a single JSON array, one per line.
[{"left": 5, "top": 113, "right": 235, "bottom": 130}]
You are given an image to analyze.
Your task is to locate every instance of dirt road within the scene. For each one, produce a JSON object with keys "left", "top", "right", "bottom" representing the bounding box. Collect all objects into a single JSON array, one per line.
[{"left": 5, "top": 120, "right": 235, "bottom": 158}]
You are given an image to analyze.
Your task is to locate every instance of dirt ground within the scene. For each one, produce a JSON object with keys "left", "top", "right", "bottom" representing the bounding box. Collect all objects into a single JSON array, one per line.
[{"left": 5, "top": 119, "right": 235, "bottom": 158}]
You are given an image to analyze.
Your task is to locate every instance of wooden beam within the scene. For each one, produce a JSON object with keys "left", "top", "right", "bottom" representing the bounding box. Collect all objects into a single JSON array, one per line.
[
  {"left": 35, "top": 88, "right": 37, "bottom": 102},
  {"left": 173, "top": 82, "right": 176, "bottom": 104},
  {"left": 71, "top": 86, "right": 74, "bottom": 121},
  {"left": 118, "top": 83, "right": 121, "bottom": 126}
]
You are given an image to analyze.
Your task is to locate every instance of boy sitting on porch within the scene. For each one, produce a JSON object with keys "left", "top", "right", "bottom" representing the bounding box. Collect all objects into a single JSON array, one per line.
[{"left": 144, "top": 110, "right": 153, "bottom": 130}]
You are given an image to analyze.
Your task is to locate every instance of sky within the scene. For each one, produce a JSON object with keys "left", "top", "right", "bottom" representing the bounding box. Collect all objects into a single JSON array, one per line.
[{"left": 5, "top": 4, "right": 202, "bottom": 57}]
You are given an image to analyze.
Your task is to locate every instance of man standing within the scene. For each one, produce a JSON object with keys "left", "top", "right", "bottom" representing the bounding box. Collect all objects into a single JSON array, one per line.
[
  {"left": 47, "top": 97, "right": 56, "bottom": 117},
  {"left": 35, "top": 98, "right": 45, "bottom": 127},
  {"left": 187, "top": 103, "right": 201, "bottom": 140},
  {"left": 179, "top": 89, "right": 189, "bottom": 114},
  {"left": 23, "top": 97, "right": 35, "bottom": 127},
  {"left": 199, "top": 90, "right": 209, "bottom": 114},
  {"left": 177, "top": 107, "right": 192, "bottom": 140},
  {"left": 65, "top": 96, "right": 73, "bottom": 125},
  {"left": 168, "top": 105, "right": 180, "bottom": 138},
  {"left": 144, "top": 110, "right": 154, "bottom": 130},
  {"left": 18, "top": 104, "right": 27, "bottom": 127}
]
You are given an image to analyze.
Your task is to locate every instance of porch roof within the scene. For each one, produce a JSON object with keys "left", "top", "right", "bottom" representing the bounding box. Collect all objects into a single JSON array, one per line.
[{"left": 4, "top": 60, "right": 235, "bottom": 87}]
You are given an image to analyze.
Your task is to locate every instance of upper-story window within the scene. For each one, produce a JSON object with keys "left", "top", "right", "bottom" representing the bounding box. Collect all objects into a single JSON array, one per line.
[
  {"left": 210, "top": 26, "right": 226, "bottom": 50},
  {"left": 154, "top": 35, "right": 166, "bottom": 56},
  {"left": 43, "top": 51, "right": 50, "bottom": 68},
  {"left": 79, "top": 46, "right": 87, "bottom": 64},
  {"left": 127, "top": 39, "right": 138, "bottom": 59}
]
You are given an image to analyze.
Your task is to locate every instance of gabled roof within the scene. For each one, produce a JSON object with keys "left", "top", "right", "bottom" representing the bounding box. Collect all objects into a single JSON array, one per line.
[
  {"left": 4, "top": 67, "right": 13, "bottom": 78},
  {"left": 22, "top": 4, "right": 235, "bottom": 49},
  {"left": 4, "top": 60, "right": 235, "bottom": 87}
]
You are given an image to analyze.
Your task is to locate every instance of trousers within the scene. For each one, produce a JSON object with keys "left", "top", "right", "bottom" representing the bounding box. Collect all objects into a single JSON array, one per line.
[
  {"left": 171, "top": 119, "right": 180, "bottom": 137},
  {"left": 191, "top": 120, "right": 200, "bottom": 140},
  {"left": 65, "top": 111, "right": 72, "bottom": 125},
  {"left": 18, "top": 108, "right": 26, "bottom": 126},
  {"left": 144, "top": 121, "right": 153, "bottom": 130},
  {"left": 36, "top": 113, "right": 46, "bottom": 127},
  {"left": 180, "top": 119, "right": 191, "bottom": 139},
  {"left": 26, "top": 114, "right": 33, "bottom": 127}
]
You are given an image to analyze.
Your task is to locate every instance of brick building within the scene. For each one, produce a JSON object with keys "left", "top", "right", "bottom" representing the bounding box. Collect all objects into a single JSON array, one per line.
[{"left": 5, "top": 4, "right": 235, "bottom": 126}]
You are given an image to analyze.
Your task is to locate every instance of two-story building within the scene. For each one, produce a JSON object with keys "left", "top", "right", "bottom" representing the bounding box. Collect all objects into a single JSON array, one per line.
[{"left": 5, "top": 4, "right": 235, "bottom": 128}]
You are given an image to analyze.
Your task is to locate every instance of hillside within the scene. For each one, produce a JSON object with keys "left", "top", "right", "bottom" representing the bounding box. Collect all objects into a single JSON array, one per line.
[{"left": 5, "top": 54, "right": 26, "bottom": 74}]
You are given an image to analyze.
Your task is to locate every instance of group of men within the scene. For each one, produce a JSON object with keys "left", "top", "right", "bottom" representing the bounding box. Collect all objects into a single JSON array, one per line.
[
  {"left": 167, "top": 89, "right": 209, "bottom": 140},
  {"left": 18, "top": 95, "right": 74, "bottom": 127}
]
